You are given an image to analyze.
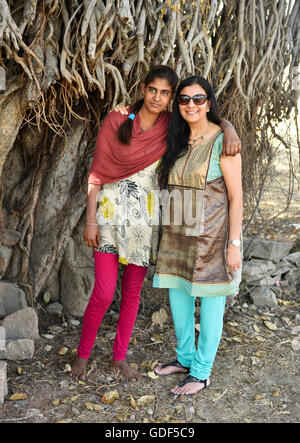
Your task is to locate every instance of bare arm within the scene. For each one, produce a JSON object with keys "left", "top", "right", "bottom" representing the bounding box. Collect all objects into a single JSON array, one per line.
[
  {"left": 83, "top": 183, "right": 101, "bottom": 249},
  {"left": 219, "top": 118, "right": 241, "bottom": 156},
  {"left": 220, "top": 153, "right": 243, "bottom": 271}
]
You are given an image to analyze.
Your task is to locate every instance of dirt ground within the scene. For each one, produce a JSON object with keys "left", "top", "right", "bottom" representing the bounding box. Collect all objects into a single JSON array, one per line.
[
  {"left": 0, "top": 277, "right": 299, "bottom": 424},
  {"left": 1, "top": 145, "right": 299, "bottom": 425}
]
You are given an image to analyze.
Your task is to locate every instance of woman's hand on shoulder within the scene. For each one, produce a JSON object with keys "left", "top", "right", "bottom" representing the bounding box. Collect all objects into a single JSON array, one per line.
[
  {"left": 110, "top": 104, "right": 129, "bottom": 115},
  {"left": 219, "top": 119, "right": 241, "bottom": 156}
]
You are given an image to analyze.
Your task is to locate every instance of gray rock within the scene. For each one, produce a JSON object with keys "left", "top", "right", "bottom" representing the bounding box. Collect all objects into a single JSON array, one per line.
[
  {"left": 274, "top": 262, "right": 294, "bottom": 275},
  {"left": 0, "top": 326, "right": 6, "bottom": 359},
  {"left": 281, "top": 252, "right": 300, "bottom": 268},
  {"left": 250, "top": 275, "right": 278, "bottom": 286},
  {"left": 283, "top": 268, "right": 300, "bottom": 287},
  {"left": 244, "top": 237, "right": 294, "bottom": 263},
  {"left": 242, "top": 259, "right": 277, "bottom": 282},
  {"left": 5, "top": 339, "right": 35, "bottom": 360},
  {"left": 67, "top": 318, "right": 80, "bottom": 327},
  {"left": 0, "top": 326, "right": 6, "bottom": 350},
  {"left": 0, "top": 307, "right": 39, "bottom": 340},
  {"left": 46, "top": 302, "right": 63, "bottom": 315},
  {"left": 249, "top": 286, "right": 278, "bottom": 307},
  {"left": 0, "top": 281, "right": 28, "bottom": 318}
]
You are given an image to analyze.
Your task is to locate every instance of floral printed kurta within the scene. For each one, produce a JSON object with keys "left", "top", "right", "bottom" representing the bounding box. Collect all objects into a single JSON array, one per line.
[{"left": 95, "top": 160, "right": 159, "bottom": 267}]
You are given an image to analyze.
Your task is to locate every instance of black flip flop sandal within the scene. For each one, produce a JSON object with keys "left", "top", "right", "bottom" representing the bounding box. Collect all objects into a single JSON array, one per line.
[
  {"left": 154, "top": 359, "right": 189, "bottom": 376},
  {"left": 171, "top": 375, "right": 210, "bottom": 395}
]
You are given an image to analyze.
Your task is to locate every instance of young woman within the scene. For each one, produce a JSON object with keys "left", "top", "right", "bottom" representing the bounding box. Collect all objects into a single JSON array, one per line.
[
  {"left": 70, "top": 65, "right": 178, "bottom": 381},
  {"left": 153, "top": 76, "right": 243, "bottom": 395},
  {"left": 70, "top": 66, "right": 241, "bottom": 381}
]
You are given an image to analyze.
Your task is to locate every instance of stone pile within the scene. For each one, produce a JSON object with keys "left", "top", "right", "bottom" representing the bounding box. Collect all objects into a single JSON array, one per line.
[
  {"left": 0, "top": 281, "right": 40, "bottom": 403},
  {"left": 242, "top": 237, "right": 300, "bottom": 307}
]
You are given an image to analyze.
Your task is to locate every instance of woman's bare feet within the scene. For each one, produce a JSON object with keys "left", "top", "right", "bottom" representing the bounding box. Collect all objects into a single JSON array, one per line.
[
  {"left": 70, "top": 356, "right": 88, "bottom": 380},
  {"left": 112, "top": 360, "right": 141, "bottom": 381}
]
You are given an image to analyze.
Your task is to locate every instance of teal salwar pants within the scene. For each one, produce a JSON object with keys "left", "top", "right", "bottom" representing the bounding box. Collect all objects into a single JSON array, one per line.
[{"left": 169, "top": 288, "right": 226, "bottom": 380}]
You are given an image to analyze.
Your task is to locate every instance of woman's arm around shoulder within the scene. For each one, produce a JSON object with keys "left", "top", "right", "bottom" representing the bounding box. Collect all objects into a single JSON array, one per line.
[{"left": 219, "top": 118, "right": 241, "bottom": 156}]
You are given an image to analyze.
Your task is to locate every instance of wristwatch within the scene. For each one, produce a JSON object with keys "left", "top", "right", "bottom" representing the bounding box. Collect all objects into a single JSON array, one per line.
[{"left": 228, "top": 239, "right": 241, "bottom": 247}]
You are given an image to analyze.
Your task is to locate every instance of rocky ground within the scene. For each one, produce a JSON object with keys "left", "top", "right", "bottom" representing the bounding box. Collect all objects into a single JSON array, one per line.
[{"left": 0, "top": 279, "right": 299, "bottom": 424}]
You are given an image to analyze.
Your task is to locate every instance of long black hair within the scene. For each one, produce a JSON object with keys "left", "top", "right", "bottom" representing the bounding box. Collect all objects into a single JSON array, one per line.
[
  {"left": 158, "top": 76, "right": 221, "bottom": 189},
  {"left": 118, "top": 65, "right": 179, "bottom": 144}
]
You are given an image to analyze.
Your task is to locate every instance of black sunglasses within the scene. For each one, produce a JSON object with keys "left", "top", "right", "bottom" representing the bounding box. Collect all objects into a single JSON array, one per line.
[{"left": 178, "top": 94, "right": 208, "bottom": 106}]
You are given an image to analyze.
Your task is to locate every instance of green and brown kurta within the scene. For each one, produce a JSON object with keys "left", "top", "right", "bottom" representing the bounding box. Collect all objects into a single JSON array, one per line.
[{"left": 153, "top": 130, "right": 242, "bottom": 297}]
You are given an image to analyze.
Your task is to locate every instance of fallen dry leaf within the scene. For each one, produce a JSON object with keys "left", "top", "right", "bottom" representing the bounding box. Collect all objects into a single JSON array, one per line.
[
  {"left": 85, "top": 402, "right": 104, "bottom": 411},
  {"left": 130, "top": 336, "right": 137, "bottom": 345},
  {"left": 149, "top": 361, "right": 158, "bottom": 371},
  {"left": 43, "top": 291, "right": 51, "bottom": 304},
  {"left": 58, "top": 346, "right": 68, "bottom": 355},
  {"left": 277, "top": 299, "right": 291, "bottom": 306},
  {"left": 62, "top": 395, "right": 80, "bottom": 404},
  {"left": 117, "top": 414, "right": 127, "bottom": 422},
  {"left": 151, "top": 334, "right": 162, "bottom": 342},
  {"left": 227, "top": 321, "right": 239, "bottom": 327},
  {"left": 137, "top": 394, "right": 155, "bottom": 406},
  {"left": 101, "top": 390, "right": 119, "bottom": 404},
  {"left": 147, "top": 371, "right": 159, "bottom": 379},
  {"left": 232, "top": 336, "right": 243, "bottom": 343},
  {"left": 130, "top": 395, "right": 138, "bottom": 410},
  {"left": 264, "top": 320, "right": 277, "bottom": 331},
  {"left": 9, "top": 393, "right": 27, "bottom": 401},
  {"left": 255, "top": 336, "right": 265, "bottom": 342},
  {"left": 152, "top": 308, "right": 168, "bottom": 327},
  {"left": 52, "top": 399, "right": 60, "bottom": 406},
  {"left": 130, "top": 363, "right": 139, "bottom": 371}
]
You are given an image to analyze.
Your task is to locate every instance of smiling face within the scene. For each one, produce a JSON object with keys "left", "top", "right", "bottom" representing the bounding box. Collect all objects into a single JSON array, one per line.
[
  {"left": 178, "top": 84, "right": 211, "bottom": 125},
  {"left": 141, "top": 77, "right": 173, "bottom": 115}
]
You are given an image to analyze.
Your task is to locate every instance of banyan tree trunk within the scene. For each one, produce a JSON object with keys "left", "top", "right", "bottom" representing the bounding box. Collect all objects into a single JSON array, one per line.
[{"left": 0, "top": 0, "right": 299, "bottom": 307}]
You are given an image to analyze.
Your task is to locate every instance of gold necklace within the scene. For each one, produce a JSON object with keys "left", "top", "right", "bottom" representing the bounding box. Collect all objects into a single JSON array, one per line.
[{"left": 189, "top": 122, "right": 212, "bottom": 146}]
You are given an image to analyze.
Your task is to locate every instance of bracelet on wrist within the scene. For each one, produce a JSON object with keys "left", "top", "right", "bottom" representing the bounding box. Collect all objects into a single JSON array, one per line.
[{"left": 86, "top": 223, "right": 98, "bottom": 226}]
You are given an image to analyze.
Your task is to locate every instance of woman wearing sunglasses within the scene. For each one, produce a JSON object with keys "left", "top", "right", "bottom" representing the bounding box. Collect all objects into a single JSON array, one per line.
[{"left": 153, "top": 76, "right": 243, "bottom": 395}]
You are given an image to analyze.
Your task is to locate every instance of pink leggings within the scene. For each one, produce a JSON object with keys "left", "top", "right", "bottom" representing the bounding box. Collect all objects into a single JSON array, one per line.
[{"left": 77, "top": 251, "right": 148, "bottom": 361}]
